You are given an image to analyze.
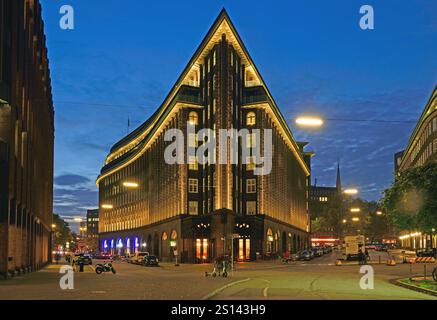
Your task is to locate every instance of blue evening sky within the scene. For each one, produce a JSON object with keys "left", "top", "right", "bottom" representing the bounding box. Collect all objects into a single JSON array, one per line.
[{"left": 40, "top": 0, "right": 437, "bottom": 222}]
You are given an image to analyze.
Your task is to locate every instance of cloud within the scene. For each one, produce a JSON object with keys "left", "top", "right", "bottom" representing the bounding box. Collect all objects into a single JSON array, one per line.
[{"left": 54, "top": 174, "right": 91, "bottom": 186}]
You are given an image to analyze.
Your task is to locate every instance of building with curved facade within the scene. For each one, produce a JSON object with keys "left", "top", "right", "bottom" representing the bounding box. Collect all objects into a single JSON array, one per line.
[
  {"left": 97, "top": 10, "right": 311, "bottom": 262},
  {"left": 395, "top": 85, "right": 437, "bottom": 249}
]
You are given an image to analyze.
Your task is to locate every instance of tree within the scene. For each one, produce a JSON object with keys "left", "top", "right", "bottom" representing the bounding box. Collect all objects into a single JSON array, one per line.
[
  {"left": 52, "top": 214, "right": 74, "bottom": 247},
  {"left": 381, "top": 162, "right": 437, "bottom": 234}
]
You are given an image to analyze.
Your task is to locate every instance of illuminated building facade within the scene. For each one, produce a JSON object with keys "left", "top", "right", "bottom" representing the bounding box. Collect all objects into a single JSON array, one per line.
[
  {"left": 396, "top": 86, "right": 437, "bottom": 249},
  {"left": 97, "top": 10, "right": 310, "bottom": 262},
  {"left": 0, "top": 0, "right": 54, "bottom": 277}
]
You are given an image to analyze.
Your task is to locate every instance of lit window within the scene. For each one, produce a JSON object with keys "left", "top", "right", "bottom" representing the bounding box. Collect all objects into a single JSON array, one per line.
[
  {"left": 188, "top": 133, "right": 198, "bottom": 148},
  {"left": 246, "top": 156, "right": 255, "bottom": 171},
  {"left": 246, "top": 201, "right": 256, "bottom": 215},
  {"left": 246, "top": 112, "right": 256, "bottom": 126},
  {"left": 188, "top": 111, "right": 198, "bottom": 125},
  {"left": 246, "top": 133, "right": 256, "bottom": 148},
  {"left": 246, "top": 179, "right": 256, "bottom": 193},
  {"left": 188, "top": 179, "right": 198, "bottom": 193},
  {"left": 188, "top": 156, "right": 198, "bottom": 171},
  {"left": 188, "top": 201, "right": 198, "bottom": 215}
]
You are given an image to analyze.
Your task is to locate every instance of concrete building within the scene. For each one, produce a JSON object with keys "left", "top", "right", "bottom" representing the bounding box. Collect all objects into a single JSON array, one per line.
[
  {"left": 0, "top": 0, "right": 54, "bottom": 278},
  {"left": 97, "top": 10, "right": 311, "bottom": 262}
]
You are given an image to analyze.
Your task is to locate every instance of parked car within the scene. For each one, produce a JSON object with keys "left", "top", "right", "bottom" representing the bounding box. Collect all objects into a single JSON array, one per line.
[
  {"left": 416, "top": 248, "right": 437, "bottom": 258},
  {"left": 322, "top": 246, "right": 332, "bottom": 254},
  {"left": 311, "top": 247, "right": 324, "bottom": 257},
  {"left": 73, "top": 254, "right": 93, "bottom": 265},
  {"left": 295, "top": 250, "right": 312, "bottom": 261},
  {"left": 375, "top": 244, "right": 388, "bottom": 252},
  {"left": 365, "top": 244, "right": 377, "bottom": 250},
  {"left": 93, "top": 253, "right": 112, "bottom": 260},
  {"left": 128, "top": 252, "right": 149, "bottom": 264},
  {"left": 142, "top": 255, "right": 159, "bottom": 267}
]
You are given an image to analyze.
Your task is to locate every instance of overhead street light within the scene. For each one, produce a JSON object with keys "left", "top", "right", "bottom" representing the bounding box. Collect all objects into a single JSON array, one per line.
[
  {"left": 376, "top": 211, "right": 383, "bottom": 215},
  {"left": 350, "top": 208, "right": 361, "bottom": 213},
  {"left": 344, "top": 188, "right": 358, "bottom": 195},
  {"left": 352, "top": 217, "right": 360, "bottom": 222},
  {"left": 295, "top": 117, "right": 324, "bottom": 127}
]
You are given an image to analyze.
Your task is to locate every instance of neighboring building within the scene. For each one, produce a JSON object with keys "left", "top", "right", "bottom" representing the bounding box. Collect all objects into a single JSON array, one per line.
[
  {"left": 86, "top": 209, "right": 99, "bottom": 252},
  {"left": 79, "top": 222, "right": 86, "bottom": 239},
  {"left": 396, "top": 86, "right": 437, "bottom": 172},
  {"left": 395, "top": 86, "right": 437, "bottom": 249},
  {"left": 310, "top": 164, "right": 342, "bottom": 206},
  {"left": 0, "top": 0, "right": 54, "bottom": 278},
  {"left": 97, "top": 10, "right": 311, "bottom": 262}
]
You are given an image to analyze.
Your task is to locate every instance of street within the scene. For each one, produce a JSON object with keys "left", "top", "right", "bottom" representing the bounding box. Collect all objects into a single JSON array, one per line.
[{"left": 0, "top": 251, "right": 435, "bottom": 300}]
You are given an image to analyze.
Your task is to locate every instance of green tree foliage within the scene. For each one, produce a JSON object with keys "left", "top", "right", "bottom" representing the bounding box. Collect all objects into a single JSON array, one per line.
[
  {"left": 52, "top": 214, "right": 74, "bottom": 247},
  {"left": 381, "top": 162, "right": 437, "bottom": 233}
]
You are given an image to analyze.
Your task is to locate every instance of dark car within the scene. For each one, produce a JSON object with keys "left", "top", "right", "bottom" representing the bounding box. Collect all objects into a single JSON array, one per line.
[
  {"left": 416, "top": 248, "right": 437, "bottom": 258},
  {"left": 294, "top": 250, "right": 312, "bottom": 261},
  {"left": 142, "top": 255, "right": 159, "bottom": 267}
]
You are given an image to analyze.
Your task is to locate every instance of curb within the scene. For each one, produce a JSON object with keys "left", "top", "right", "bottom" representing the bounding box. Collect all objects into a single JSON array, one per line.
[
  {"left": 390, "top": 278, "right": 437, "bottom": 298},
  {"left": 201, "top": 278, "right": 251, "bottom": 300}
]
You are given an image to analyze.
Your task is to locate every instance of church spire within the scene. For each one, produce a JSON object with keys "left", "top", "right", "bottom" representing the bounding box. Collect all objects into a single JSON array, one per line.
[{"left": 336, "top": 163, "right": 341, "bottom": 193}]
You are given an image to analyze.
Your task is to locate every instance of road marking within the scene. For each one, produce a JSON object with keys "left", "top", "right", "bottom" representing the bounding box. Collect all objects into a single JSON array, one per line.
[
  {"left": 263, "top": 287, "right": 269, "bottom": 297},
  {"left": 201, "top": 278, "right": 251, "bottom": 300}
]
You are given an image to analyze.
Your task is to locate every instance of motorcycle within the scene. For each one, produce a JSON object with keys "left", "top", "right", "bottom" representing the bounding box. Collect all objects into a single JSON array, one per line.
[{"left": 95, "top": 262, "right": 116, "bottom": 274}]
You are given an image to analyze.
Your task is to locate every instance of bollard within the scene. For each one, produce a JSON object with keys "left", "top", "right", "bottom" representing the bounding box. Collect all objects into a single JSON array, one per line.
[{"left": 79, "top": 262, "right": 84, "bottom": 273}]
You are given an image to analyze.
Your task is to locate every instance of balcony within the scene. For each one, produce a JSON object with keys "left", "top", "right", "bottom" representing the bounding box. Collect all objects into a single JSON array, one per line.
[
  {"left": 242, "top": 86, "right": 268, "bottom": 105},
  {"left": 175, "top": 85, "right": 202, "bottom": 105}
]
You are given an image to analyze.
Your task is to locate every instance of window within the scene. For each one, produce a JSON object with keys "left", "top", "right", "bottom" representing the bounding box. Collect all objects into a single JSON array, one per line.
[
  {"left": 188, "top": 111, "right": 198, "bottom": 125},
  {"left": 188, "top": 156, "right": 198, "bottom": 171},
  {"left": 188, "top": 201, "right": 198, "bottom": 215},
  {"left": 188, "top": 133, "right": 198, "bottom": 147},
  {"left": 246, "top": 156, "right": 255, "bottom": 171},
  {"left": 188, "top": 179, "right": 198, "bottom": 193},
  {"left": 246, "top": 112, "right": 256, "bottom": 126},
  {"left": 247, "top": 133, "right": 256, "bottom": 148},
  {"left": 246, "top": 179, "right": 256, "bottom": 193},
  {"left": 247, "top": 201, "right": 256, "bottom": 215}
]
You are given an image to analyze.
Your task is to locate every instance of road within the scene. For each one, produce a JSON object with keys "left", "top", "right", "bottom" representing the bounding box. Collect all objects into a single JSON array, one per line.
[{"left": 0, "top": 250, "right": 435, "bottom": 300}]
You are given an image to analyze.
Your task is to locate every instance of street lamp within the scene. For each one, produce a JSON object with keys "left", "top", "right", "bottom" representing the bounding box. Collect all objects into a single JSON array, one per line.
[
  {"left": 342, "top": 219, "right": 347, "bottom": 224},
  {"left": 376, "top": 211, "right": 383, "bottom": 216},
  {"left": 295, "top": 117, "right": 324, "bottom": 127},
  {"left": 352, "top": 217, "right": 360, "bottom": 222},
  {"left": 344, "top": 188, "right": 358, "bottom": 195},
  {"left": 350, "top": 208, "right": 361, "bottom": 213}
]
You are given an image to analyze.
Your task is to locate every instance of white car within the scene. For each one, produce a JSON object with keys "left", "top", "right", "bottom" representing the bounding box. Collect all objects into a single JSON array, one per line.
[{"left": 128, "top": 252, "right": 149, "bottom": 264}]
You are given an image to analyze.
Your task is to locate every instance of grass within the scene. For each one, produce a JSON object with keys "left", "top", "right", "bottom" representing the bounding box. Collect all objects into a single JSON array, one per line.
[{"left": 400, "top": 278, "right": 437, "bottom": 293}]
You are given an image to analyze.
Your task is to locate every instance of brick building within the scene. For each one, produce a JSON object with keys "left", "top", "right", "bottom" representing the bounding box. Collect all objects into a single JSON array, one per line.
[
  {"left": 97, "top": 10, "right": 311, "bottom": 262},
  {"left": 0, "top": 0, "right": 54, "bottom": 278}
]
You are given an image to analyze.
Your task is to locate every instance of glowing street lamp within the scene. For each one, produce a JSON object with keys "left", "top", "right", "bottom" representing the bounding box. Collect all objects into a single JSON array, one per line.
[
  {"left": 352, "top": 217, "right": 360, "bottom": 222},
  {"left": 123, "top": 181, "right": 139, "bottom": 188},
  {"left": 342, "top": 219, "right": 347, "bottom": 224},
  {"left": 344, "top": 188, "right": 358, "bottom": 195},
  {"left": 350, "top": 208, "right": 361, "bottom": 213},
  {"left": 51, "top": 224, "right": 56, "bottom": 229},
  {"left": 295, "top": 117, "right": 324, "bottom": 127},
  {"left": 73, "top": 217, "right": 83, "bottom": 222},
  {"left": 376, "top": 211, "right": 383, "bottom": 216}
]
